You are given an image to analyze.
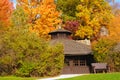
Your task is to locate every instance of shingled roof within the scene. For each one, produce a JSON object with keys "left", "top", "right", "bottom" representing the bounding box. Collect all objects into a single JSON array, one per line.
[
  {"left": 49, "top": 28, "right": 92, "bottom": 55},
  {"left": 50, "top": 39, "right": 92, "bottom": 55}
]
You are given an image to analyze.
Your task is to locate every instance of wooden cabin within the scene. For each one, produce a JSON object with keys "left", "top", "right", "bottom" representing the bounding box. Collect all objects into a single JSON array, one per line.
[{"left": 49, "top": 28, "right": 94, "bottom": 74}]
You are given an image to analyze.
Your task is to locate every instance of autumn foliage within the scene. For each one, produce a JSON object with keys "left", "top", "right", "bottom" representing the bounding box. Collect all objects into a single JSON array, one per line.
[
  {"left": 0, "top": 0, "right": 120, "bottom": 76},
  {"left": 0, "top": 0, "right": 13, "bottom": 28},
  {"left": 64, "top": 20, "right": 79, "bottom": 39},
  {"left": 17, "top": 0, "right": 61, "bottom": 39},
  {"left": 108, "top": 15, "right": 120, "bottom": 42},
  {"left": 75, "top": 0, "right": 113, "bottom": 40}
]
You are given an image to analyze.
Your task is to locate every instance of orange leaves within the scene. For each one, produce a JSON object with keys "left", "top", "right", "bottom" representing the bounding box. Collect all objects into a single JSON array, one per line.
[
  {"left": 31, "top": 1, "right": 61, "bottom": 38},
  {"left": 108, "top": 16, "right": 120, "bottom": 42},
  {"left": 0, "top": 0, "right": 13, "bottom": 28},
  {"left": 42, "top": 0, "right": 54, "bottom": 4},
  {"left": 18, "top": 0, "right": 61, "bottom": 39}
]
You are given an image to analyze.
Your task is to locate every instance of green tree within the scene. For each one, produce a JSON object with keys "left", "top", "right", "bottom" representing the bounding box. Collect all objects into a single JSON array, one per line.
[
  {"left": 0, "top": 27, "right": 64, "bottom": 77},
  {"left": 56, "top": 0, "right": 80, "bottom": 21},
  {"left": 92, "top": 38, "right": 120, "bottom": 72},
  {"left": 75, "top": 0, "right": 113, "bottom": 40},
  {"left": 111, "top": 43, "right": 120, "bottom": 71},
  {"left": 11, "top": 6, "right": 29, "bottom": 27},
  {"left": 92, "top": 38, "right": 115, "bottom": 62}
]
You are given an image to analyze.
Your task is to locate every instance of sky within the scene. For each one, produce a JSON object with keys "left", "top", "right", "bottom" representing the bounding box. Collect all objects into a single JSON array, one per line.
[
  {"left": 116, "top": 0, "right": 120, "bottom": 3},
  {"left": 11, "top": 0, "right": 16, "bottom": 8}
]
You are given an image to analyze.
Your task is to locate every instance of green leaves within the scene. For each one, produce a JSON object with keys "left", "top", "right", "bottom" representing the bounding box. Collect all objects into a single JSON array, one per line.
[
  {"left": 92, "top": 38, "right": 120, "bottom": 71},
  {"left": 56, "top": 0, "right": 80, "bottom": 21},
  {"left": 11, "top": 6, "right": 29, "bottom": 27},
  {"left": 93, "top": 39, "right": 115, "bottom": 62},
  {"left": 0, "top": 27, "right": 64, "bottom": 77}
]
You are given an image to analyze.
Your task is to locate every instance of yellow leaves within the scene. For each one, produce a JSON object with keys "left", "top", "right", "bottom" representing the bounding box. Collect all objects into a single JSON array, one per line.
[
  {"left": 76, "top": 5, "right": 83, "bottom": 11},
  {"left": 75, "top": 26, "right": 93, "bottom": 39},
  {"left": 76, "top": 6, "right": 91, "bottom": 25},
  {"left": 75, "top": 1, "right": 113, "bottom": 40}
]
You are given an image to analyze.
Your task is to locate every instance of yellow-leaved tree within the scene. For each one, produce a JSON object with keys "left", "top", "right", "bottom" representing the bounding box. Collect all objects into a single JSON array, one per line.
[
  {"left": 17, "top": 0, "right": 61, "bottom": 39},
  {"left": 75, "top": 0, "right": 113, "bottom": 40}
]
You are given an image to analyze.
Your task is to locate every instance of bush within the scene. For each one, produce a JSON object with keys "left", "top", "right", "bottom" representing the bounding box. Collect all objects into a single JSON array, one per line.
[
  {"left": 92, "top": 38, "right": 120, "bottom": 72},
  {"left": 0, "top": 27, "right": 64, "bottom": 77}
]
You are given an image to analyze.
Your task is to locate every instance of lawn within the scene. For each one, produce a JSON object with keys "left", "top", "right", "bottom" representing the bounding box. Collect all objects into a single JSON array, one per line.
[
  {"left": 0, "top": 76, "right": 37, "bottom": 80},
  {"left": 59, "top": 73, "right": 120, "bottom": 80}
]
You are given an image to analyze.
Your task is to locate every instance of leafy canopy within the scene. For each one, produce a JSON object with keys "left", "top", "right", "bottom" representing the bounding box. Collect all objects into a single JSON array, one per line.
[
  {"left": 56, "top": 0, "right": 80, "bottom": 21},
  {"left": 17, "top": 0, "right": 61, "bottom": 39},
  {"left": 75, "top": 0, "right": 113, "bottom": 39}
]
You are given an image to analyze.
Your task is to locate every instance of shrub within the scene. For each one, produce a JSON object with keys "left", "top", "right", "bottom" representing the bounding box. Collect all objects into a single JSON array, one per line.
[
  {"left": 92, "top": 38, "right": 120, "bottom": 72},
  {"left": 0, "top": 27, "right": 64, "bottom": 77}
]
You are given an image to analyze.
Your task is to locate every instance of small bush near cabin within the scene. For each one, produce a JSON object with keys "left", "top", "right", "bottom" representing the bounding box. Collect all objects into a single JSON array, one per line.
[{"left": 92, "top": 39, "right": 120, "bottom": 72}]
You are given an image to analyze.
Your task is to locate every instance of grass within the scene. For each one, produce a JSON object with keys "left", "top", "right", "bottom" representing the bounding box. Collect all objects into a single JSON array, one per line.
[
  {"left": 0, "top": 76, "right": 37, "bottom": 80},
  {"left": 0, "top": 73, "right": 120, "bottom": 80},
  {"left": 59, "top": 73, "right": 120, "bottom": 80}
]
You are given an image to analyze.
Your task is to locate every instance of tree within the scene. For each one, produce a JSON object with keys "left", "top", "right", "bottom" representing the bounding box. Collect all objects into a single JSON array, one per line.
[
  {"left": 92, "top": 38, "right": 115, "bottom": 62},
  {"left": 11, "top": 6, "right": 29, "bottom": 27},
  {"left": 56, "top": 0, "right": 80, "bottom": 21},
  {"left": 0, "top": 27, "right": 64, "bottom": 77},
  {"left": 92, "top": 38, "right": 120, "bottom": 72},
  {"left": 0, "top": 0, "right": 13, "bottom": 30},
  {"left": 63, "top": 20, "right": 79, "bottom": 39},
  {"left": 17, "top": 0, "right": 61, "bottom": 39},
  {"left": 112, "top": 43, "right": 120, "bottom": 71},
  {"left": 75, "top": 0, "right": 113, "bottom": 40},
  {"left": 108, "top": 15, "right": 120, "bottom": 42}
]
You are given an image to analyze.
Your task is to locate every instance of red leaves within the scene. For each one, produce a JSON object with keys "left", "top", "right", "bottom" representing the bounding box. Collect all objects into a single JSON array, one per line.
[{"left": 64, "top": 20, "right": 79, "bottom": 33}]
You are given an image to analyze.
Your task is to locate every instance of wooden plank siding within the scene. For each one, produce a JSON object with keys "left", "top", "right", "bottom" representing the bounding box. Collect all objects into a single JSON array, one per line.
[
  {"left": 62, "top": 66, "right": 90, "bottom": 74},
  {"left": 62, "top": 56, "right": 92, "bottom": 74}
]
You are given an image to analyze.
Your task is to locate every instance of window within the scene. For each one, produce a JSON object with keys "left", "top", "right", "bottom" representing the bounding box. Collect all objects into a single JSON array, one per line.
[
  {"left": 80, "top": 60, "right": 86, "bottom": 66},
  {"left": 73, "top": 60, "right": 79, "bottom": 66},
  {"left": 73, "top": 60, "right": 86, "bottom": 66}
]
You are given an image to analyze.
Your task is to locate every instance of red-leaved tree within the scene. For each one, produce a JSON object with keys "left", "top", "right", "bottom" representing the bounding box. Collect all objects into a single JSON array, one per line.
[{"left": 64, "top": 20, "right": 79, "bottom": 39}]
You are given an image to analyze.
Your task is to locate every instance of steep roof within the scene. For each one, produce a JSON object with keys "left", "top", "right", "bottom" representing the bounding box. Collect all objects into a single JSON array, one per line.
[
  {"left": 49, "top": 28, "right": 92, "bottom": 55},
  {"left": 50, "top": 39, "right": 92, "bottom": 55}
]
